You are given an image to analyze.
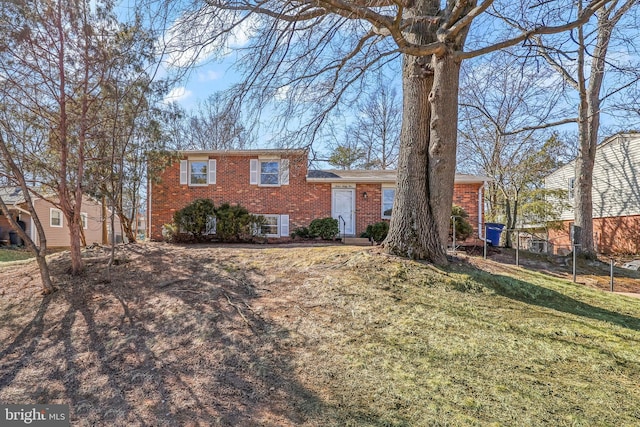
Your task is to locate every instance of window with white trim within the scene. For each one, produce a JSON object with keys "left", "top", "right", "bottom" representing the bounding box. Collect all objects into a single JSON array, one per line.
[
  {"left": 180, "top": 159, "right": 217, "bottom": 186},
  {"left": 206, "top": 215, "right": 216, "bottom": 235},
  {"left": 261, "top": 161, "right": 279, "bottom": 185},
  {"left": 81, "top": 212, "right": 88, "bottom": 230},
  {"left": 258, "top": 214, "right": 289, "bottom": 237},
  {"left": 261, "top": 215, "right": 279, "bottom": 236},
  {"left": 50, "top": 208, "right": 63, "bottom": 228},
  {"left": 382, "top": 188, "right": 395, "bottom": 219},
  {"left": 250, "top": 159, "right": 289, "bottom": 186},
  {"left": 190, "top": 161, "right": 207, "bottom": 185}
]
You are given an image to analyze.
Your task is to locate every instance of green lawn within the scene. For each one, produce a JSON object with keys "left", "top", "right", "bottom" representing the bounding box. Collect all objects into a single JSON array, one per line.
[
  {"left": 1, "top": 244, "right": 639, "bottom": 425},
  {"left": 0, "top": 247, "right": 34, "bottom": 262}
]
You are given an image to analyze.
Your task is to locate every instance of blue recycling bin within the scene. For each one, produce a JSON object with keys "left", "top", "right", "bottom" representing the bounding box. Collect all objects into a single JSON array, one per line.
[{"left": 485, "top": 223, "right": 505, "bottom": 246}]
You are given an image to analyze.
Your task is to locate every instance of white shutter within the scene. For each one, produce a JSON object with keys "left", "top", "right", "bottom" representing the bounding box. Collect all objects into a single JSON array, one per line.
[
  {"left": 180, "top": 160, "right": 188, "bottom": 185},
  {"left": 280, "top": 159, "right": 289, "bottom": 185},
  {"left": 250, "top": 159, "right": 258, "bottom": 185},
  {"left": 279, "top": 215, "right": 289, "bottom": 238},
  {"left": 208, "top": 159, "right": 217, "bottom": 184}
]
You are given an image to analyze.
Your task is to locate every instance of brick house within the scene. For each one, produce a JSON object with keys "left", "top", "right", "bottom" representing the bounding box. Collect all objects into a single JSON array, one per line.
[
  {"left": 545, "top": 133, "right": 640, "bottom": 254},
  {"left": 148, "top": 149, "right": 489, "bottom": 241}
]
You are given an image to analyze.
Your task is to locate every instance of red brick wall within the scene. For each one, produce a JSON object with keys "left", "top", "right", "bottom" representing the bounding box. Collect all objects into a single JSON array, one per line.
[
  {"left": 550, "top": 215, "right": 640, "bottom": 255},
  {"left": 150, "top": 154, "right": 333, "bottom": 240},
  {"left": 452, "top": 183, "right": 484, "bottom": 236},
  {"left": 353, "top": 184, "right": 384, "bottom": 236},
  {"left": 150, "top": 154, "right": 485, "bottom": 240}
]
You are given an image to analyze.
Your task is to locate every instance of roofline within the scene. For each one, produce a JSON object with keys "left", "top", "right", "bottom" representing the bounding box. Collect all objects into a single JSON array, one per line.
[
  {"left": 179, "top": 148, "right": 308, "bottom": 156},
  {"left": 306, "top": 173, "right": 491, "bottom": 184},
  {"left": 306, "top": 177, "right": 396, "bottom": 183},
  {"left": 546, "top": 132, "right": 640, "bottom": 178}
]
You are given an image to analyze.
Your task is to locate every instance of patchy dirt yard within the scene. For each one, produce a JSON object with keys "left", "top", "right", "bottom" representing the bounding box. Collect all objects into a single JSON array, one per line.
[{"left": 1, "top": 242, "right": 639, "bottom": 426}]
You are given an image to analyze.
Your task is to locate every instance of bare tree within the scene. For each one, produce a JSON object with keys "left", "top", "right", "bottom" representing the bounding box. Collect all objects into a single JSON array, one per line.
[
  {"left": 458, "top": 54, "right": 577, "bottom": 245},
  {"left": 162, "top": 0, "right": 609, "bottom": 264},
  {"left": 349, "top": 74, "right": 401, "bottom": 169},
  {"left": 186, "top": 92, "right": 255, "bottom": 150},
  {"left": 0, "top": 0, "right": 119, "bottom": 274},
  {"left": 0, "top": 132, "right": 55, "bottom": 294},
  {"left": 530, "top": 0, "right": 637, "bottom": 256}
]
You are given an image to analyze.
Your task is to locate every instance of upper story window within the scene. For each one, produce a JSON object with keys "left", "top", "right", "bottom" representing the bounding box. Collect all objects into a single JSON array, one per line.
[
  {"left": 250, "top": 159, "right": 289, "bottom": 186},
  {"left": 190, "top": 161, "right": 207, "bottom": 185},
  {"left": 260, "top": 161, "right": 280, "bottom": 185},
  {"left": 81, "top": 212, "right": 88, "bottom": 230},
  {"left": 382, "top": 187, "right": 395, "bottom": 219},
  {"left": 568, "top": 177, "right": 575, "bottom": 200},
  {"left": 180, "top": 159, "right": 217, "bottom": 186},
  {"left": 50, "top": 208, "right": 63, "bottom": 228}
]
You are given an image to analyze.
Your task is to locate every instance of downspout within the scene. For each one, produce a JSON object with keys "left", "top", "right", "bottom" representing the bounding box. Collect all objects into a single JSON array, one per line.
[
  {"left": 147, "top": 175, "right": 152, "bottom": 241},
  {"left": 478, "top": 183, "right": 484, "bottom": 239}
]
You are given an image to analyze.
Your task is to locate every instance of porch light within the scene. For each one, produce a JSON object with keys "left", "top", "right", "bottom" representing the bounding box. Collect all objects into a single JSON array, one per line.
[{"left": 363, "top": 192, "right": 368, "bottom": 199}]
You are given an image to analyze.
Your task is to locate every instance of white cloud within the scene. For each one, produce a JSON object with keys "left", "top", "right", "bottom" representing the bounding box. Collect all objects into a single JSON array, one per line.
[
  {"left": 162, "top": 7, "right": 258, "bottom": 69},
  {"left": 164, "top": 86, "right": 193, "bottom": 104},
  {"left": 197, "top": 70, "right": 223, "bottom": 82},
  {"left": 274, "top": 85, "right": 290, "bottom": 101}
]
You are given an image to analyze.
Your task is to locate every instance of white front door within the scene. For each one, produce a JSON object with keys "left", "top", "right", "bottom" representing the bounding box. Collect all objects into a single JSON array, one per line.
[{"left": 332, "top": 189, "right": 355, "bottom": 236}]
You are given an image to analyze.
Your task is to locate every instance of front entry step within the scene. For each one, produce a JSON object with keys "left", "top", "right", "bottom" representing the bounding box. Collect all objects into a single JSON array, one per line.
[{"left": 342, "top": 237, "right": 373, "bottom": 246}]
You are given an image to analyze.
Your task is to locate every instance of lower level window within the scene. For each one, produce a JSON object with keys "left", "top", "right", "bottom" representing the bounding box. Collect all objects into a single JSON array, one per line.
[{"left": 261, "top": 215, "right": 279, "bottom": 237}]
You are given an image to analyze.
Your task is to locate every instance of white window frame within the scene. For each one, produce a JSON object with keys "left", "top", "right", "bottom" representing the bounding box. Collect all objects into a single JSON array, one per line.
[
  {"left": 180, "top": 159, "right": 216, "bottom": 186},
  {"left": 260, "top": 160, "right": 280, "bottom": 186},
  {"left": 382, "top": 187, "right": 395, "bottom": 219},
  {"left": 189, "top": 160, "right": 208, "bottom": 186},
  {"left": 206, "top": 215, "right": 216, "bottom": 235},
  {"left": 80, "top": 212, "right": 88, "bottom": 230},
  {"left": 258, "top": 214, "right": 289, "bottom": 238},
  {"left": 50, "top": 208, "right": 63, "bottom": 228},
  {"left": 250, "top": 159, "right": 289, "bottom": 186},
  {"left": 261, "top": 215, "right": 280, "bottom": 237}
]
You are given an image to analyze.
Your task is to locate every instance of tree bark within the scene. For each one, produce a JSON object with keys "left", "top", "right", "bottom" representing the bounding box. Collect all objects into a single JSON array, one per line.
[
  {"left": 428, "top": 51, "right": 461, "bottom": 253},
  {"left": 384, "top": 52, "right": 443, "bottom": 262}
]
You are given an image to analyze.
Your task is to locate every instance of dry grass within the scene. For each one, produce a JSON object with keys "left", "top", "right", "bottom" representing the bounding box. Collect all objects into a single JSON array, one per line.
[{"left": 1, "top": 242, "right": 639, "bottom": 426}]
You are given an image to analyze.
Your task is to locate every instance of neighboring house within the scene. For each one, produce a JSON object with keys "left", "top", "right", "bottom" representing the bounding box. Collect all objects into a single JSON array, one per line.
[
  {"left": 149, "top": 149, "right": 489, "bottom": 241},
  {"left": 0, "top": 187, "right": 119, "bottom": 247},
  {"left": 545, "top": 132, "right": 640, "bottom": 254}
]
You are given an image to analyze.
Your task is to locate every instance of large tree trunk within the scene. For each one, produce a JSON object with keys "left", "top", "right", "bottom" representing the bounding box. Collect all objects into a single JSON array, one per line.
[
  {"left": 384, "top": 49, "right": 460, "bottom": 265},
  {"left": 384, "top": 52, "right": 442, "bottom": 262},
  {"left": 573, "top": 10, "right": 612, "bottom": 258},
  {"left": 428, "top": 52, "right": 461, "bottom": 251}
]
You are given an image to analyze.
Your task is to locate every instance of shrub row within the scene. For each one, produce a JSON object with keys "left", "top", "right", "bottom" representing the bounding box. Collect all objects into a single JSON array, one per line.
[{"left": 163, "top": 199, "right": 266, "bottom": 243}]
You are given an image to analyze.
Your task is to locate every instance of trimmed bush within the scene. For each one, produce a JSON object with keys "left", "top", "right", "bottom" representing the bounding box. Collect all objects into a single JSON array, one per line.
[
  {"left": 173, "top": 199, "right": 216, "bottom": 242},
  {"left": 363, "top": 221, "right": 389, "bottom": 244},
  {"left": 291, "top": 226, "right": 312, "bottom": 239},
  {"left": 451, "top": 205, "right": 474, "bottom": 241},
  {"left": 215, "top": 203, "right": 265, "bottom": 242},
  {"left": 309, "top": 217, "right": 339, "bottom": 240}
]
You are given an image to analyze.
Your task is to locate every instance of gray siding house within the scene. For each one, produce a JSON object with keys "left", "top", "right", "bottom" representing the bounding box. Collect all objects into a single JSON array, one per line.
[{"left": 545, "top": 133, "right": 640, "bottom": 253}]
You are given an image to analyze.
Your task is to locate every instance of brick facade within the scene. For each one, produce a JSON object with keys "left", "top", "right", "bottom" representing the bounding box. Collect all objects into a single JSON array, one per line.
[
  {"left": 452, "top": 183, "right": 484, "bottom": 237},
  {"left": 149, "top": 150, "right": 487, "bottom": 241},
  {"left": 549, "top": 215, "right": 640, "bottom": 255}
]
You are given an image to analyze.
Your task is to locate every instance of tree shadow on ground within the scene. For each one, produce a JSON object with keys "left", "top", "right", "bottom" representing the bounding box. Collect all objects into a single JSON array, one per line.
[
  {"left": 0, "top": 245, "right": 403, "bottom": 426},
  {"left": 470, "top": 268, "right": 640, "bottom": 332}
]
